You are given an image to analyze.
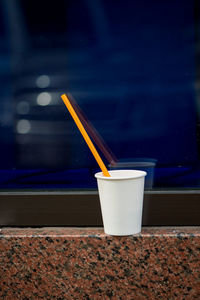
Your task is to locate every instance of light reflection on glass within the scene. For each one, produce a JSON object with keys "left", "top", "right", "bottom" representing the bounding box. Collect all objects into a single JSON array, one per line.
[
  {"left": 16, "top": 119, "right": 31, "bottom": 134},
  {"left": 109, "top": 159, "right": 157, "bottom": 189},
  {"left": 37, "top": 92, "right": 52, "bottom": 106},
  {"left": 36, "top": 75, "right": 50, "bottom": 88}
]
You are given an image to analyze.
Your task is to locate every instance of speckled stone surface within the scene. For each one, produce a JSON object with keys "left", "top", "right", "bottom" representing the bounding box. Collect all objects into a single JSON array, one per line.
[{"left": 0, "top": 227, "right": 200, "bottom": 299}]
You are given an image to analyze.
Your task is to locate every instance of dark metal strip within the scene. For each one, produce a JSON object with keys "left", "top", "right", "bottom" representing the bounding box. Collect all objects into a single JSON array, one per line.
[{"left": 0, "top": 191, "right": 199, "bottom": 226}]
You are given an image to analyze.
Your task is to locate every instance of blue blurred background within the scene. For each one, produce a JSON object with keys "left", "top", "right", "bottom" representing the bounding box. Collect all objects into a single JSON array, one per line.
[{"left": 0, "top": 0, "right": 200, "bottom": 189}]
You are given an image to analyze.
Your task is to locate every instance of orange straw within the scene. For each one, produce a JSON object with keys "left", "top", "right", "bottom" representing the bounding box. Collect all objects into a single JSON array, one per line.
[{"left": 61, "top": 94, "right": 110, "bottom": 177}]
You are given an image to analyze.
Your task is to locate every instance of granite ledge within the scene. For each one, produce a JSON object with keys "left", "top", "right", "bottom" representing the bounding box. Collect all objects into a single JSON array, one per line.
[
  {"left": 0, "top": 227, "right": 200, "bottom": 299},
  {"left": 0, "top": 226, "right": 200, "bottom": 237}
]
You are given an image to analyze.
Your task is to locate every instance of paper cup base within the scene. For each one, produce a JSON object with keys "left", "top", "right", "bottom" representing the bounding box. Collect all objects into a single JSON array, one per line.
[{"left": 104, "top": 230, "right": 141, "bottom": 236}]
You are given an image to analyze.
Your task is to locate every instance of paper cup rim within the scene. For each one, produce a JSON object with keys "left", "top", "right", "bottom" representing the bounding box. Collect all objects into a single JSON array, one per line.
[{"left": 95, "top": 169, "right": 147, "bottom": 180}]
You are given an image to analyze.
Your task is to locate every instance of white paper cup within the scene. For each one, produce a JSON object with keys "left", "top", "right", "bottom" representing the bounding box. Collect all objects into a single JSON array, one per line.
[{"left": 95, "top": 170, "right": 146, "bottom": 236}]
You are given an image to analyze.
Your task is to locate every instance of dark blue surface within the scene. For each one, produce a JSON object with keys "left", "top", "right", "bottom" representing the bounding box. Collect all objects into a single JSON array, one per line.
[{"left": 0, "top": 0, "right": 199, "bottom": 189}]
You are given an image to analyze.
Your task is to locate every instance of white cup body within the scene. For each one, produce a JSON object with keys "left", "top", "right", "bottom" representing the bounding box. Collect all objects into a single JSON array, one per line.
[{"left": 95, "top": 170, "right": 146, "bottom": 236}]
